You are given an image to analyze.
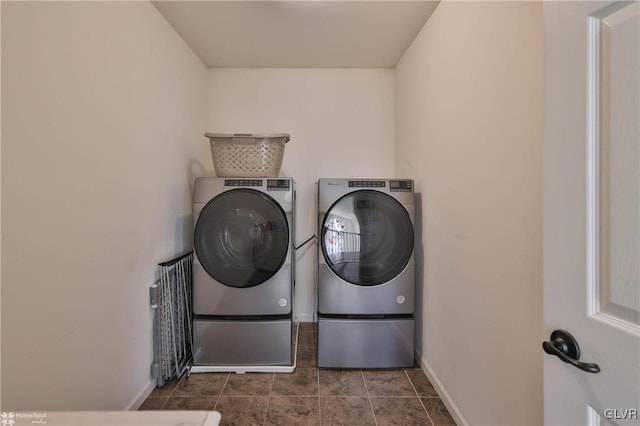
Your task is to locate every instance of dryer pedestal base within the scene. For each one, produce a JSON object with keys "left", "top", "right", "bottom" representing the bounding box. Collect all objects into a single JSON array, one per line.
[
  {"left": 318, "top": 317, "right": 414, "bottom": 368},
  {"left": 193, "top": 318, "right": 293, "bottom": 366}
]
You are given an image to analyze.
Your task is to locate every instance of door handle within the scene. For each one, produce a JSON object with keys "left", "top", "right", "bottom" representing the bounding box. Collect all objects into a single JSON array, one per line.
[{"left": 542, "top": 329, "right": 601, "bottom": 374}]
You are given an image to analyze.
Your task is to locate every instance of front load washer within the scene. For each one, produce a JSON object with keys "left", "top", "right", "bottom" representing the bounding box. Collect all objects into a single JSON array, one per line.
[
  {"left": 193, "top": 177, "right": 294, "bottom": 366},
  {"left": 317, "top": 178, "right": 415, "bottom": 368}
]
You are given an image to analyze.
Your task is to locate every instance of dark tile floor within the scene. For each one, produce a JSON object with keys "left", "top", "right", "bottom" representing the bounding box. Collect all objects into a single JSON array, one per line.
[{"left": 139, "top": 322, "right": 456, "bottom": 425}]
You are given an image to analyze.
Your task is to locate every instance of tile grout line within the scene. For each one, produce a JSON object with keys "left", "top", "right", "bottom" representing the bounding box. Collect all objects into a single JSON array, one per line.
[
  {"left": 213, "top": 372, "right": 231, "bottom": 411},
  {"left": 168, "top": 375, "right": 183, "bottom": 397},
  {"left": 159, "top": 374, "right": 183, "bottom": 409},
  {"left": 158, "top": 395, "right": 168, "bottom": 410},
  {"left": 404, "top": 368, "right": 435, "bottom": 426},
  {"left": 312, "top": 323, "right": 321, "bottom": 426},
  {"left": 262, "top": 372, "right": 275, "bottom": 426},
  {"left": 156, "top": 381, "right": 172, "bottom": 410},
  {"left": 362, "top": 370, "right": 379, "bottom": 426},
  {"left": 317, "top": 367, "right": 322, "bottom": 426}
]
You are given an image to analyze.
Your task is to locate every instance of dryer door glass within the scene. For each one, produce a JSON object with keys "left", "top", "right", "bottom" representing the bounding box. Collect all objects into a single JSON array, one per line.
[
  {"left": 195, "top": 188, "right": 289, "bottom": 288},
  {"left": 321, "top": 190, "right": 414, "bottom": 286}
]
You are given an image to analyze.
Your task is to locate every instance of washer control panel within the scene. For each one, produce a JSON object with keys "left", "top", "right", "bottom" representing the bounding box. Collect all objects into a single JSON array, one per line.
[
  {"left": 267, "top": 179, "right": 291, "bottom": 191},
  {"left": 390, "top": 180, "right": 413, "bottom": 192},
  {"left": 348, "top": 180, "right": 385, "bottom": 188},
  {"left": 225, "top": 179, "right": 263, "bottom": 187}
]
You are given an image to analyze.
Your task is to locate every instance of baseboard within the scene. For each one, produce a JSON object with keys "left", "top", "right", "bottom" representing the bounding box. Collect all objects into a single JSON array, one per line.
[
  {"left": 416, "top": 350, "right": 469, "bottom": 426},
  {"left": 126, "top": 380, "right": 156, "bottom": 411}
]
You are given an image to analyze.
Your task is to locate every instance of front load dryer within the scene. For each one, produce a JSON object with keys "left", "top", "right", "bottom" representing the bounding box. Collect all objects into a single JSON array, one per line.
[
  {"left": 193, "top": 177, "right": 294, "bottom": 366},
  {"left": 317, "top": 178, "right": 415, "bottom": 368}
]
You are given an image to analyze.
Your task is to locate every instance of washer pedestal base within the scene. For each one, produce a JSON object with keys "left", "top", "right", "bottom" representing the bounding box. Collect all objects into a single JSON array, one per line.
[
  {"left": 193, "top": 318, "right": 293, "bottom": 366},
  {"left": 318, "top": 317, "right": 414, "bottom": 368}
]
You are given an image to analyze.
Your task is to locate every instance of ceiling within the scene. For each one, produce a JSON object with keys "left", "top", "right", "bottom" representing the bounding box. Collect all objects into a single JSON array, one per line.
[{"left": 152, "top": 1, "right": 440, "bottom": 68}]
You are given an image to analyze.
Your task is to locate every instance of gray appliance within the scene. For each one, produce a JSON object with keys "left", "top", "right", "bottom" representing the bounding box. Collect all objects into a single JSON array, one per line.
[
  {"left": 317, "top": 178, "right": 415, "bottom": 368},
  {"left": 193, "top": 177, "right": 294, "bottom": 366}
]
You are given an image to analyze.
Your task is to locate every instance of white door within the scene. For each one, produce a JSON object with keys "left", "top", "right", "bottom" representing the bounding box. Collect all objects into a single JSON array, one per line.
[{"left": 544, "top": 1, "right": 640, "bottom": 425}]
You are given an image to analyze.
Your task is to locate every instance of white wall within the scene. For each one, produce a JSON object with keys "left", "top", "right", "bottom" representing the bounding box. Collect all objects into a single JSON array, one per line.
[
  {"left": 206, "top": 68, "right": 395, "bottom": 321},
  {"left": 395, "top": 2, "right": 543, "bottom": 425},
  {"left": 1, "top": 1, "right": 208, "bottom": 410}
]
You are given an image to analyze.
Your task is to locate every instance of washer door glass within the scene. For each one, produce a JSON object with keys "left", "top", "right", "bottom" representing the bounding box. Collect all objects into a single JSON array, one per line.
[
  {"left": 321, "top": 190, "right": 414, "bottom": 286},
  {"left": 195, "top": 188, "right": 289, "bottom": 288}
]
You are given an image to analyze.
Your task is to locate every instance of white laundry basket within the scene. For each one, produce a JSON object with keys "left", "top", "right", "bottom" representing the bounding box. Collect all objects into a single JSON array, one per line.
[{"left": 205, "top": 133, "right": 290, "bottom": 177}]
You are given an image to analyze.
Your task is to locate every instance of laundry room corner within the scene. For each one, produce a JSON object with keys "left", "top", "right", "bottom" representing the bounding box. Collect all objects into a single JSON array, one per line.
[{"left": 206, "top": 68, "right": 396, "bottom": 323}]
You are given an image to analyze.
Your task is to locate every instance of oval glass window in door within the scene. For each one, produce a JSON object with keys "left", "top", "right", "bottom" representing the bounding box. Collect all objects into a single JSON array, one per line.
[
  {"left": 194, "top": 188, "right": 289, "bottom": 288},
  {"left": 321, "top": 190, "right": 414, "bottom": 286}
]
